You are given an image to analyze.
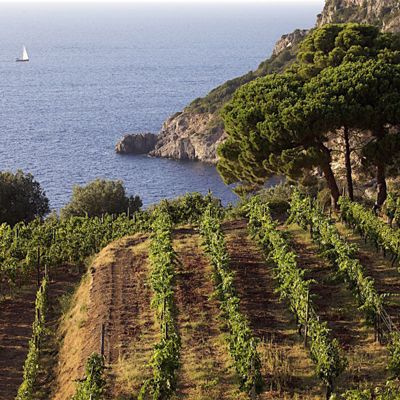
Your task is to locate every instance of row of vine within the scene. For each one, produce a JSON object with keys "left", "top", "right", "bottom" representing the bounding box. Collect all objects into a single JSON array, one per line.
[
  {"left": 246, "top": 197, "right": 346, "bottom": 398},
  {"left": 71, "top": 353, "right": 106, "bottom": 400},
  {"left": 138, "top": 206, "right": 181, "bottom": 400},
  {"left": 199, "top": 204, "right": 263, "bottom": 394},
  {"left": 339, "top": 196, "right": 400, "bottom": 266},
  {"left": 0, "top": 192, "right": 218, "bottom": 299},
  {"left": 15, "top": 276, "right": 48, "bottom": 400},
  {"left": 289, "top": 191, "right": 400, "bottom": 377}
]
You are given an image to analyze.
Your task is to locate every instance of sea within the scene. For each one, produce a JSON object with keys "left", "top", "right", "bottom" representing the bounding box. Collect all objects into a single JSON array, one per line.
[{"left": 0, "top": 2, "right": 322, "bottom": 210}]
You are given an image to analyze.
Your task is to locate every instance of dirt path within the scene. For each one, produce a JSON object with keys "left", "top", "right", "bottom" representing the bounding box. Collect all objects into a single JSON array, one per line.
[
  {"left": 53, "top": 234, "right": 158, "bottom": 400},
  {"left": 173, "top": 227, "right": 242, "bottom": 400},
  {"left": 0, "top": 283, "right": 36, "bottom": 400},
  {"left": 337, "top": 222, "right": 400, "bottom": 329},
  {"left": 223, "top": 220, "right": 322, "bottom": 399},
  {"left": 0, "top": 265, "right": 80, "bottom": 400},
  {"left": 89, "top": 235, "right": 158, "bottom": 399},
  {"left": 287, "top": 224, "right": 389, "bottom": 391}
]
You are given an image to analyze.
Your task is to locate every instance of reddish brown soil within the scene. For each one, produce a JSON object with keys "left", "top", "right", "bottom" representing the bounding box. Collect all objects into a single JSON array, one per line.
[
  {"left": 0, "top": 266, "right": 80, "bottom": 400},
  {"left": 173, "top": 227, "right": 239, "bottom": 399},
  {"left": 288, "top": 224, "right": 390, "bottom": 389},
  {"left": 337, "top": 222, "right": 400, "bottom": 329},
  {"left": 223, "top": 219, "right": 322, "bottom": 399},
  {"left": 83, "top": 235, "right": 152, "bottom": 398}
]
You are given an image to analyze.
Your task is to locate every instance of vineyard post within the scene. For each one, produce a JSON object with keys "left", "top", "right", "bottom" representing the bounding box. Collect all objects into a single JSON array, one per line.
[
  {"left": 326, "top": 378, "right": 333, "bottom": 400},
  {"left": 250, "top": 356, "right": 256, "bottom": 400},
  {"left": 304, "top": 289, "right": 310, "bottom": 346},
  {"left": 37, "top": 246, "right": 41, "bottom": 287},
  {"left": 100, "top": 323, "right": 105, "bottom": 357},
  {"left": 127, "top": 207, "right": 130, "bottom": 219}
]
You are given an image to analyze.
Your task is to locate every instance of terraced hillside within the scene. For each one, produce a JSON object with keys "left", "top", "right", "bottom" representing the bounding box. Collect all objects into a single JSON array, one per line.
[{"left": 1, "top": 196, "right": 400, "bottom": 399}]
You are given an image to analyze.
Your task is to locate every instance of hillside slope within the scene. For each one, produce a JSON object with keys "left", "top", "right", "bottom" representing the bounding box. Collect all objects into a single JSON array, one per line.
[{"left": 148, "top": 0, "right": 400, "bottom": 164}]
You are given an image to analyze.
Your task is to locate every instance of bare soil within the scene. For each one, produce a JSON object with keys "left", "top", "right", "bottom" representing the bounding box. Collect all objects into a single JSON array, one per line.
[
  {"left": 223, "top": 219, "right": 323, "bottom": 399},
  {"left": 286, "top": 224, "right": 389, "bottom": 391},
  {"left": 172, "top": 227, "right": 242, "bottom": 400},
  {"left": 0, "top": 265, "right": 80, "bottom": 400},
  {"left": 337, "top": 222, "right": 400, "bottom": 328}
]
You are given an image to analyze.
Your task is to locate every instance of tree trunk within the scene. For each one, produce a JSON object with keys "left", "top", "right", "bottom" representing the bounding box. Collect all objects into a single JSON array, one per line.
[
  {"left": 376, "top": 161, "right": 387, "bottom": 208},
  {"left": 343, "top": 126, "right": 354, "bottom": 201},
  {"left": 318, "top": 144, "right": 340, "bottom": 209}
]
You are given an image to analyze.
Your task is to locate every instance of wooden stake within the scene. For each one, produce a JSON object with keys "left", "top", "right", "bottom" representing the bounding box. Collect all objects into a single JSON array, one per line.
[
  {"left": 37, "top": 247, "right": 41, "bottom": 287},
  {"left": 100, "top": 323, "right": 105, "bottom": 357},
  {"left": 304, "top": 290, "right": 310, "bottom": 346}
]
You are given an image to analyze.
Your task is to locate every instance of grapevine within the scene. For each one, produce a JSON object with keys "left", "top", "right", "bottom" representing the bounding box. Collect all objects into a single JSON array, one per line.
[
  {"left": 138, "top": 205, "right": 181, "bottom": 400},
  {"left": 15, "top": 277, "right": 48, "bottom": 400},
  {"left": 339, "top": 196, "right": 400, "bottom": 267},
  {"left": 72, "top": 353, "right": 106, "bottom": 400},
  {"left": 200, "top": 204, "right": 263, "bottom": 394},
  {"left": 246, "top": 197, "right": 346, "bottom": 398},
  {"left": 289, "top": 191, "right": 400, "bottom": 377}
]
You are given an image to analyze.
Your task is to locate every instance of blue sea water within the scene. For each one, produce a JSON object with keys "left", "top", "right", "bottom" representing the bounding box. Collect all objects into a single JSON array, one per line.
[{"left": 0, "top": 2, "right": 321, "bottom": 209}]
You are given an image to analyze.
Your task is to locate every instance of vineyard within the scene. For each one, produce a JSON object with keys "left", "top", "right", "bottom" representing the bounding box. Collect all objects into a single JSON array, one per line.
[{"left": 1, "top": 192, "right": 400, "bottom": 399}]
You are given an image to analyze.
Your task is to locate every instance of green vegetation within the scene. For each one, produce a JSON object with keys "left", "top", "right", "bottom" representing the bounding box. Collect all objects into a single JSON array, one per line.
[
  {"left": 60, "top": 179, "right": 142, "bottom": 218},
  {"left": 289, "top": 191, "right": 400, "bottom": 378},
  {"left": 0, "top": 211, "right": 149, "bottom": 298},
  {"left": 16, "top": 277, "right": 48, "bottom": 400},
  {"left": 139, "top": 206, "right": 181, "bottom": 400},
  {"left": 339, "top": 196, "right": 400, "bottom": 266},
  {"left": 200, "top": 204, "right": 262, "bottom": 394},
  {"left": 218, "top": 24, "right": 400, "bottom": 208},
  {"left": 72, "top": 353, "right": 106, "bottom": 400},
  {"left": 0, "top": 170, "right": 49, "bottom": 226},
  {"left": 247, "top": 197, "right": 346, "bottom": 398}
]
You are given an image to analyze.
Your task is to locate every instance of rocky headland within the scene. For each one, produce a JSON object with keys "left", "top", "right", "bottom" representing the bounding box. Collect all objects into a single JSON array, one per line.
[
  {"left": 116, "top": 0, "right": 400, "bottom": 164},
  {"left": 115, "top": 133, "right": 158, "bottom": 155}
]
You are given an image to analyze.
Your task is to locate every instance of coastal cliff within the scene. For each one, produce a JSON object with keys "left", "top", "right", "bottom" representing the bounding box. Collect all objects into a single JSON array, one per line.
[
  {"left": 317, "top": 0, "right": 400, "bottom": 31},
  {"left": 148, "top": 112, "right": 226, "bottom": 163},
  {"left": 118, "top": 0, "right": 400, "bottom": 164}
]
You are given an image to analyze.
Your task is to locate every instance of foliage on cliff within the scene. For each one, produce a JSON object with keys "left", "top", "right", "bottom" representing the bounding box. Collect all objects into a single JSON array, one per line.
[
  {"left": 186, "top": 33, "right": 304, "bottom": 116},
  {"left": 218, "top": 24, "right": 400, "bottom": 208}
]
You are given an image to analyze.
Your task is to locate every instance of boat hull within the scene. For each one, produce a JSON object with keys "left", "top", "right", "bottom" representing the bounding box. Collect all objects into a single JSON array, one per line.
[{"left": 16, "top": 59, "right": 29, "bottom": 62}]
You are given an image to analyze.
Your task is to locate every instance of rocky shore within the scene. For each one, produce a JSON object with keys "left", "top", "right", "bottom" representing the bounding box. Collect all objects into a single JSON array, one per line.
[
  {"left": 115, "top": 133, "right": 158, "bottom": 155},
  {"left": 116, "top": 0, "right": 400, "bottom": 164}
]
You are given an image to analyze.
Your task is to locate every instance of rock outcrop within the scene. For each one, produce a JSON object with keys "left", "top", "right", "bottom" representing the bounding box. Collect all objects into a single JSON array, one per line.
[
  {"left": 115, "top": 133, "right": 157, "bottom": 154},
  {"left": 118, "top": 0, "right": 400, "bottom": 164},
  {"left": 317, "top": 0, "right": 400, "bottom": 31},
  {"left": 148, "top": 112, "right": 226, "bottom": 163},
  {"left": 272, "top": 29, "right": 309, "bottom": 57}
]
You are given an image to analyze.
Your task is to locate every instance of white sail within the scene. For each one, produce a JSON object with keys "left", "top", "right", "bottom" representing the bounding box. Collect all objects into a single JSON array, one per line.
[{"left": 21, "top": 46, "right": 29, "bottom": 61}]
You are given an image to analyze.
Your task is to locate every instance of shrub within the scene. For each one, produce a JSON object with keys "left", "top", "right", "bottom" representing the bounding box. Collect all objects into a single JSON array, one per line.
[
  {"left": 61, "top": 179, "right": 142, "bottom": 218},
  {"left": 0, "top": 170, "right": 49, "bottom": 226}
]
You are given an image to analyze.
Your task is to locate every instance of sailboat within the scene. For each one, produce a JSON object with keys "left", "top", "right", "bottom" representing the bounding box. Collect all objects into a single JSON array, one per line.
[{"left": 16, "top": 46, "right": 29, "bottom": 62}]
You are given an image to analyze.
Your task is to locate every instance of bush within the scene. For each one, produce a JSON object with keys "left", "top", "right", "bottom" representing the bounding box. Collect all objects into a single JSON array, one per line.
[
  {"left": 0, "top": 170, "right": 49, "bottom": 226},
  {"left": 61, "top": 179, "right": 142, "bottom": 218},
  {"left": 150, "top": 192, "right": 220, "bottom": 224}
]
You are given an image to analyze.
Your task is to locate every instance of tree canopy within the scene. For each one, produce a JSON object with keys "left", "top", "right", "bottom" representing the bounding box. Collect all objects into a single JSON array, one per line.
[
  {"left": 218, "top": 23, "right": 400, "bottom": 207},
  {"left": 0, "top": 170, "right": 50, "bottom": 226},
  {"left": 60, "top": 179, "right": 142, "bottom": 219}
]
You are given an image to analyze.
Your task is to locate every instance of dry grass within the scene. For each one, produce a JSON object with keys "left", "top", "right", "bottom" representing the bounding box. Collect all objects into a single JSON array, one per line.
[
  {"left": 111, "top": 239, "right": 160, "bottom": 398},
  {"left": 223, "top": 220, "right": 323, "bottom": 399},
  {"left": 285, "top": 223, "right": 390, "bottom": 393},
  {"left": 52, "top": 272, "right": 91, "bottom": 400},
  {"left": 172, "top": 229, "right": 245, "bottom": 400}
]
